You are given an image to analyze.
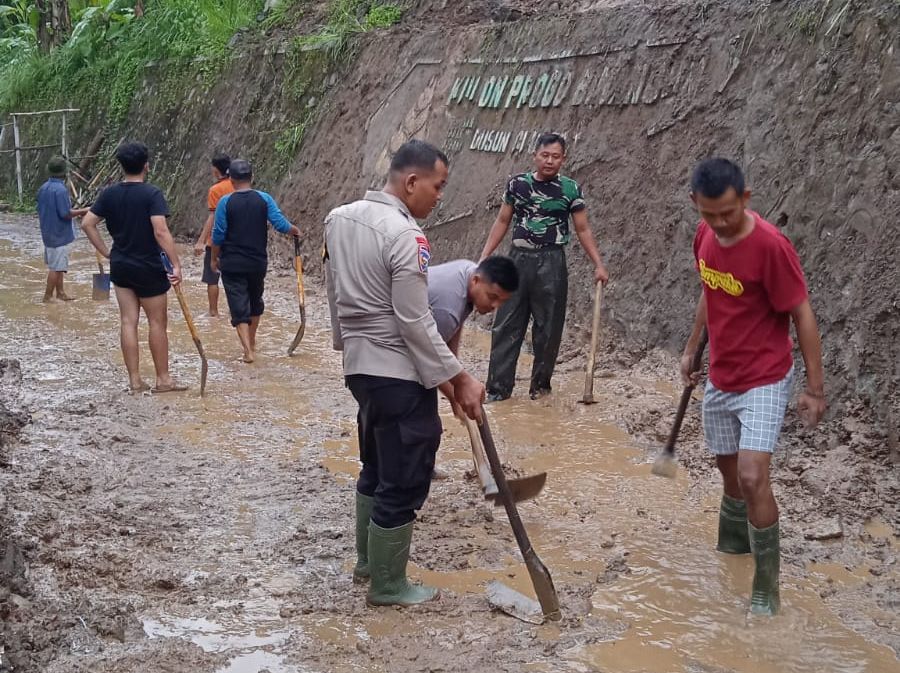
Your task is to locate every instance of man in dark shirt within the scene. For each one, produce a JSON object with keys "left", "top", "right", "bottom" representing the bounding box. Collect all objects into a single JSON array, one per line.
[
  {"left": 81, "top": 141, "right": 185, "bottom": 394},
  {"left": 479, "top": 132, "right": 609, "bottom": 401},
  {"left": 211, "top": 159, "right": 299, "bottom": 363},
  {"left": 36, "top": 156, "right": 88, "bottom": 302}
]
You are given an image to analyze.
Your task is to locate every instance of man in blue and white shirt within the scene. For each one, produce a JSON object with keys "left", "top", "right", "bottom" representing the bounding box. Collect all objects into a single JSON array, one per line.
[
  {"left": 37, "top": 156, "right": 88, "bottom": 302},
  {"left": 211, "top": 159, "right": 299, "bottom": 363}
]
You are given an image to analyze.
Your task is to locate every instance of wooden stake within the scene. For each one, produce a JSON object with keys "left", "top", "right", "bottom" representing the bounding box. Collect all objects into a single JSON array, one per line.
[{"left": 12, "top": 115, "right": 22, "bottom": 201}]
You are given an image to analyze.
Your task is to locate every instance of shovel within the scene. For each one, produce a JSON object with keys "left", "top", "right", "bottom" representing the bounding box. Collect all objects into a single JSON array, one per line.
[
  {"left": 92, "top": 251, "right": 110, "bottom": 301},
  {"left": 463, "top": 416, "right": 546, "bottom": 505},
  {"left": 651, "top": 328, "right": 708, "bottom": 478},
  {"left": 287, "top": 236, "right": 306, "bottom": 356},
  {"left": 580, "top": 282, "right": 604, "bottom": 404},
  {"left": 478, "top": 411, "right": 561, "bottom": 623},
  {"left": 161, "top": 253, "right": 208, "bottom": 396}
]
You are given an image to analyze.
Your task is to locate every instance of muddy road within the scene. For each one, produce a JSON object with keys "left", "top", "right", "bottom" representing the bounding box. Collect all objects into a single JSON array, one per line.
[{"left": 0, "top": 213, "right": 897, "bottom": 673}]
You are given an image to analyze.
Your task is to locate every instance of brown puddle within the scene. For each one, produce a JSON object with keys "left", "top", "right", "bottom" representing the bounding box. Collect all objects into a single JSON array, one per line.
[{"left": 1, "top": 224, "right": 898, "bottom": 673}]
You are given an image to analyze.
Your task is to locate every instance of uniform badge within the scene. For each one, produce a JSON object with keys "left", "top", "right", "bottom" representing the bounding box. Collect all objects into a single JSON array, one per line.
[{"left": 415, "top": 235, "right": 431, "bottom": 273}]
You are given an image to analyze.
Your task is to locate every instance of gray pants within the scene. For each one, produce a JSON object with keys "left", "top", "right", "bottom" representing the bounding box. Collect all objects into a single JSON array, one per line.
[{"left": 487, "top": 246, "right": 568, "bottom": 398}]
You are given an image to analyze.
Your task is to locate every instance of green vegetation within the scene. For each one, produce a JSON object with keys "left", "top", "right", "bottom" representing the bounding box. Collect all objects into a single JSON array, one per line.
[
  {"left": 261, "top": 0, "right": 309, "bottom": 29},
  {"left": 789, "top": 8, "right": 820, "bottom": 38},
  {"left": 271, "top": 0, "right": 405, "bottom": 172},
  {"left": 0, "top": 0, "right": 262, "bottom": 122},
  {"left": 274, "top": 115, "right": 310, "bottom": 162},
  {"left": 1, "top": 0, "right": 406, "bottom": 128},
  {"left": 293, "top": 0, "right": 405, "bottom": 62},
  {"left": 0, "top": 0, "right": 409, "bottom": 186},
  {"left": 787, "top": 0, "right": 857, "bottom": 42}
]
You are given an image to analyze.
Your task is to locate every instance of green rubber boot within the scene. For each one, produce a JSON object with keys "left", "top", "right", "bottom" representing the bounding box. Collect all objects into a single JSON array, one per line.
[
  {"left": 353, "top": 492, "right": 373, "bottom": 583},
  {"left": 716, "top": 494, "right": 751, "bottom": 554},
  {"left": 749, "top": 521, "right": 780, "bottom": 616},
  {"left": 366, "top": 520, "right": 439, "bottom": 607}
]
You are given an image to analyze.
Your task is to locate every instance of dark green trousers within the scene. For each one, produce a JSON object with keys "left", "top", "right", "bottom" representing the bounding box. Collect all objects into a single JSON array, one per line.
[{"left": 487, "top": 246, "right": 568, "bottom": 398}]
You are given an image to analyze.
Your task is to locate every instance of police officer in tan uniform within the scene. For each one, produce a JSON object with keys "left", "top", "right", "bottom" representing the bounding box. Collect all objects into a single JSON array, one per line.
[{"left": 325, "top": 140, "right": 485, "bottom": 608}]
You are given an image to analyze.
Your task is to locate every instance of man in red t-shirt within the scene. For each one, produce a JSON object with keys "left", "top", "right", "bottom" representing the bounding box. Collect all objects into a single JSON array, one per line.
[{"left": 681, "top": 158, "right": 826, "bottom": 616}]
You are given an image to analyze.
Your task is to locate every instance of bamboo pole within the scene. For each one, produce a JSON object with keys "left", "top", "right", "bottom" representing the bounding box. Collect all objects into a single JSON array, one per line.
[
  {"left": 8, "top": 108, "right": 79, "bottom": 117},
  {"left": 12, "top": 115, "right": 22, "bottom": 200}
]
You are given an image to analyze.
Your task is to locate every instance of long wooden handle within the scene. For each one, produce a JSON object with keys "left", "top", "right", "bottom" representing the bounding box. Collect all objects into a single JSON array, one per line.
[
  {"left": 95, "top": 250, "right": 105, "bottom": 274},
  {"left": 663, "top": 328, "right": 708, "bottom": 456},
  {"left": 478, "top": 417, "right": 532, "bottom": 552},
  {"left": 478, "top": 413, "right": 560, "bottom": 619},
  {"left": 582, "top": 282, "right": 603, "bottom": 400},
  {"left": 294, "top": 237, "right": 305, "bottom": 310},
  {"left": 464, "top": 416, "right": 497, "bottom": 494},
  {"left": 173, "top": 284, "right": 203, "bottom": 353}
]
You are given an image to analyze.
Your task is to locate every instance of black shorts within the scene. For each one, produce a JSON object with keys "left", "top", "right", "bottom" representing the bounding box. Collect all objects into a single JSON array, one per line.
[
  {"left": 110, "top": 260, "right": 170, "bottom": 298},
  {"left": 202, "top": 247, "right": 220, "bottom": 285},
  {"left": 221, "top": 270, "right": 265, "bottom": 326}
]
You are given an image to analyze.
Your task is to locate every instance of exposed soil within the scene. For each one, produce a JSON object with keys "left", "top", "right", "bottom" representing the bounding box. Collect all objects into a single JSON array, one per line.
[{"left": 0, "top": 213, "right": 897, "bottom": 673}]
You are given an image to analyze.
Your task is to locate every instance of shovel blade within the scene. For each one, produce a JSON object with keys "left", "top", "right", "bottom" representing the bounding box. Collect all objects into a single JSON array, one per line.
[
  {"left": 651, "top": 452, "right": 677, "bottom": 479},
  {"left": 485, "top": 580, "right": 545, "bottom": 624},
  {"left": 486, "top": 472, "right": 546, "bottom": 507},
  {"left": 92, "top": 273, "right": 110, "bottom": 301},
  {"left": 524, "top": 549, "right": 562, "bottom": 620},
  {"left": 287, "top": 308, "right": 307, "bottom": 356}
]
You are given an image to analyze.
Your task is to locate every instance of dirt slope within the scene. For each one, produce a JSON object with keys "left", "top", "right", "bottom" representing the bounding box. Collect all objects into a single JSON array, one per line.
[{"left": 110, "top": 0, "right": 899, "bottom": 436}]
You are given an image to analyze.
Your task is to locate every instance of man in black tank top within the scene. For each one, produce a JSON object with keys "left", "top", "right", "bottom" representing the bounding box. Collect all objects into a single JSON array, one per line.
[{"left": 211, "top": 159, "right": 300, "bottom": 363}]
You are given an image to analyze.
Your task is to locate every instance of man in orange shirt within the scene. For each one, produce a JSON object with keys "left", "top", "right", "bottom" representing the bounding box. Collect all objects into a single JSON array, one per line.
[{"left": 194, "top": 153, "right": 234, "bottom": 317}]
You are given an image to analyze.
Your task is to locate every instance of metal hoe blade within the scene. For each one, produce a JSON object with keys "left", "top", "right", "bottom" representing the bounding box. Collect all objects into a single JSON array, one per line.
[
  {"left": 485, "top": 472, "right": 546, "bottom": 507},
  {"left": 486, "top": 580, "right": 545, "bottom": 624},
  {"left": 287, "top": 238, "right": 306, "bottom": 356}
]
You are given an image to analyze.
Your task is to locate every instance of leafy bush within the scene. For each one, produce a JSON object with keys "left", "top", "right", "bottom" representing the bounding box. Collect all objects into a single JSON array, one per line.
[
  {"left": 0, "top": 0, "right": 39, "bottom": 66},
  {"left": 365, "top": 3, "right": 402, "bottom": 28},
  {"left": 0, "top": 0, "right": 262, "bottom": 122},
  {"left": 292, "top": 0, "right": 404, "bottom": 62}
]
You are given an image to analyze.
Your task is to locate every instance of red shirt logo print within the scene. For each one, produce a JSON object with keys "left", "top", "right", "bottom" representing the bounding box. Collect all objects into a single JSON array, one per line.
[{"left": 415, "top": 235, "right": 431, "bottom": 273}]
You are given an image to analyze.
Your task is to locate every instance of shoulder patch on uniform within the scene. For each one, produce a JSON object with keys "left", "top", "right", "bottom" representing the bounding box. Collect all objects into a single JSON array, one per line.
[{"left": 415, "top": 235, "right": 431, "bottom": 273}]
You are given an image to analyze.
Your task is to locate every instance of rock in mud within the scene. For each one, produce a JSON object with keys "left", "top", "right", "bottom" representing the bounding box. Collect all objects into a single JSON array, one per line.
[{"left": 805, "top": 518, "right": 844, "bottom": 541}]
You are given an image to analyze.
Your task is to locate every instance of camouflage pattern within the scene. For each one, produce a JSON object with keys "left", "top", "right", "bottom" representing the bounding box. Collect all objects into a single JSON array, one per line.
[{"left": 504, "top": 172, "right": 586, "bottom": 248}]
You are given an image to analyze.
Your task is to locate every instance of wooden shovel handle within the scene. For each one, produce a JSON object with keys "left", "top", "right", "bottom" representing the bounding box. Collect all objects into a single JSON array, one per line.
[
  {"left": 582, "top": 282, "right": 603, "bottom": 401},
  {"left": 478, "top": 413, "right": 561, "bottom": 620},
  {"left": 293, "top": 237, "right": 305, "bottom": 310},
  {"left": 173, "top": 284, "right": 202, "bottom": 348},
  {"left": 464, "top": 416, "right": 497, "bottom": 494},
  {"left": 663, "top": 328, "right": 708, "bottom": 456}
]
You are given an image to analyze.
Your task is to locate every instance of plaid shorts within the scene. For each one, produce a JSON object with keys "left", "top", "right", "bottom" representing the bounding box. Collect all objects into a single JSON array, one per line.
[{"left": 702, "top": 367, "right": 794, "bottom": 454}]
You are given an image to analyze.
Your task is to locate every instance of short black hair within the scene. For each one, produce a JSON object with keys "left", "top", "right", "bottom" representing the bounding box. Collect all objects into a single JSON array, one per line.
[
  {"left": 389, "top": 140, "right": 448, "bottom": 174},
  {"left": 229, "top": 158, "right": 252, "bottom": 181},
  {"left": 116, "top": 141, "right": 149, "bottom": 175},
  {"left": 691, "top": 158, "right": 746, "bottom": 198},
  {"left": 211, "top": 153, "right": 231, "bottom": 176},
  {"left": 476, "top": 256, "right": 519, "bottom": 293},
  {"left": 535, "top": 132, "right": 566, "bottom": 153}
]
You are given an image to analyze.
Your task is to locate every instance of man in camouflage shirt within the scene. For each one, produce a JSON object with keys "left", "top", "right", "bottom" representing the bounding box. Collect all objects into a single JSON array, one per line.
[{"left": 479, "top": 132, "right": 609, "bottom": 401}]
